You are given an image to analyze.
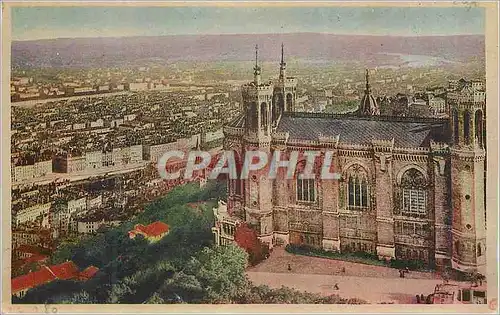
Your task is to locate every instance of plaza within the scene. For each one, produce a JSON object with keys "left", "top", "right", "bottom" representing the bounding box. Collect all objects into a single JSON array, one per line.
[{"left": 246, "top": 247, "right": 459, "bottom": 304}]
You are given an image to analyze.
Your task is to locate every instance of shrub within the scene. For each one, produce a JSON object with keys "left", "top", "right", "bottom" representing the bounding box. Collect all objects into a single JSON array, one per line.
[{"left": 286, "top": 243, "right": 431, "bottom": 271}]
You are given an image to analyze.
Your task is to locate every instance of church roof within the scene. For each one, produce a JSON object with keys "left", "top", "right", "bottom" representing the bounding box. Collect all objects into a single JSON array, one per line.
[
  {"left": 276, "top": 112, "right": 449, "bottom": 148},
  {"left": 227, "top": 113, "right": 246, "bottom": 128}
]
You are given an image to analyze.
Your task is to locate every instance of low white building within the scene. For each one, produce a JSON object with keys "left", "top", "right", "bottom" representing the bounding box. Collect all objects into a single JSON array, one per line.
[
  {"left": 77, "top": 219, "right": 105, "bottom": 234},
  {"left": 90, "top": 119, "right": 104, "bottom": 128},
  {"left": 12, "top": 160, "right": 53, "bottom": 183},
  {"left": 85, "top": 150, "right": 103, "bottom": 170},
  {"left": 14, "top": 202, "right": 52, "bottom": 227},
  {"left": 211, "top": 200, "right": 240, "bottom": 246}
]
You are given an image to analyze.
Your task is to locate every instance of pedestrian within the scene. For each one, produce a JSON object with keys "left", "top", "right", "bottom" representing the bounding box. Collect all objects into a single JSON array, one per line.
[
  {"left": 420, "top": 294, "right": 425, "bottom": 302},
  {"left": 341, "top": 267, "right": 346, "bottom": 273},
  {"left": 287, "top": 263, "right": 292, "bottom": 271},
  {"left": 334, "top": 283, "right": 339, "bottom": 290},
  {"left": 416, "top": 295, "right": 421, "bottom": 304}
]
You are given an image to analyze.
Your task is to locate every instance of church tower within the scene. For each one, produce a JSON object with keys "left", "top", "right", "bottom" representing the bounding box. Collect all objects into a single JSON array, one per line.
[
  {"left": 273, "top": 44, "right": 297, "bottom": 123},
  {"left": 243, "top": 45, "right": 273, "bottom": 137},
  {"left": 448, "top": 80, "right": 486, "bottom": 274},
  {"left": 241, "top": 45, "right": 275, "bottom": 246},
  {"left": 359, "top": 69, "right": 380, "bottom": 116}
]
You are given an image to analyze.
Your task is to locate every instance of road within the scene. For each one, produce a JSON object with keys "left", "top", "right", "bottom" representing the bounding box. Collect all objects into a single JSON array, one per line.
[
  {"left": 11, "top": 91, "right": 131, "bottom": 108},
  {"left": 12, "top": 161, "right": 149, "bottom": 188}
]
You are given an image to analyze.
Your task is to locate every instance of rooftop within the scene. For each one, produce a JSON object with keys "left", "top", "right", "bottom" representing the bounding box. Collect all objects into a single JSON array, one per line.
[
  {"left": 11, "top": 261, "right": 99, "bottom": 293},
  {"left": 129, "top": 221, "right": 170, "bottom": 238},
  {"left": 276, "top": 112, "right": 449, "bottom": 148}
]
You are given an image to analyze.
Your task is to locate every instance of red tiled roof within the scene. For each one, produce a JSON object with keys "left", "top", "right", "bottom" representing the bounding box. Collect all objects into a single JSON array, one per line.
[
  {"left": 11, "top": 267, "right": 55, "bottom": 293},
  {"left": 11, "top": 261, "right": 91, "bottom": 294},
  {"left": 79, "top": 266, "right": 99, "bottom": 280},
  {"left": 49, "top": 261, "right": 79, "bottom": 280},
  {"left": 142, "top": 221, "right": 169, "bottom": 237},
  {"left": 130, "top": 221, "right": 169, "bottom": 238},
  {"left": 134, "top": 224, "right": 146, "bottom": 233}
]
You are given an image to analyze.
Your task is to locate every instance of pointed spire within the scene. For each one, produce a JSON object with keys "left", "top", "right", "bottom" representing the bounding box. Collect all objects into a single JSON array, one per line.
[
  {"left": 281, "top": 43, "right": 284, "bottom": 66},
  {"left": 360, "top": 68, "right": 379, "bottom": 116},
  {"left": 254, "top": 44, "right": 259, "bottom": 69},
  {"left": 253, "top": 44, "right": 261, "bottom": 85},
  {"left": 279, "top": 43, "right": 286, "bottom": 80},
  {"left": 365, "top": 68, "right": 371, "bottom": 94}
]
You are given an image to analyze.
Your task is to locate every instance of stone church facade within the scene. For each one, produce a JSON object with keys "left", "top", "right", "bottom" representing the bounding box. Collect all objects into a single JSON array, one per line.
[{"left": 220, "top": 46, "right": 486, "bottom": 273}]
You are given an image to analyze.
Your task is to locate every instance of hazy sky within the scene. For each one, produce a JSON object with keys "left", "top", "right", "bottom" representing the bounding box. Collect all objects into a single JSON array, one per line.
[{"left": 12, "top": 6, "right": 485, "bottom": 41}]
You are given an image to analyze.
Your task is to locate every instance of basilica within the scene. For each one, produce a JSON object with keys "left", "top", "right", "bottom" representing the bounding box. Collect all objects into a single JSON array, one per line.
[{"left": 216, "top": 45, "right": 486, "bottom": 273}]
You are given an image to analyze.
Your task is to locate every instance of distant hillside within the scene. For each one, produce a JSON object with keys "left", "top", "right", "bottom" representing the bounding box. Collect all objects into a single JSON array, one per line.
[{"left": 11, "top": 33, "right": 484, "bottom": 68}]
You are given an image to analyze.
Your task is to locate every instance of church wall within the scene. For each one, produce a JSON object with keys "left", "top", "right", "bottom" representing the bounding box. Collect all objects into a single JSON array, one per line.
[
  {"left": 219, "top": 60, "right": 489, "bottom": 274},
  {"left": 321, "top": 161, "right": 340, "bottom": 250},
  {"left": 432, "top": 155, "right": 453, "bottom": 268},
  {"left": 392, "top": 157, "right": 436, "bottom": 264},
  {"left": 374, "top": 152, "right": 395, "bottom": 259},
  {"left": 336, "top": 154, "right": 378, "bottom": 253}
]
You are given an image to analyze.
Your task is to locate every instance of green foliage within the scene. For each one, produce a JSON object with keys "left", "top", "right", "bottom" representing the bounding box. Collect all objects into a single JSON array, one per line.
[
  {"left": 58, "top": 291, "right": 96, "bottom": 304},
  {"left": 285, "top": 244, "right": 431, "bottom": 272},
  {"left": 188, "top": 245, "right": 249, "bottom": 303},
  {"left": 17, "top": 183, "right": 366, "bottom": 304},
  {"left": 145, "top": 292, "right": 166, "bottom": 304},
  {"left": 17, "top": 280, "right": 83, "bottom": 304},
  {"left": 285, "top": 244, "right": 387, "bottom": 267},
  {"left": 235, "top": 284, "right": 367, "bottom": 304},
  {"left": 157, "top": 272, "right": 203, "bottom": 303},
  {"left": 325, "top": 100, "right": 358, "bottom": 114},
  {"left": 107, "top": 282, "right": 135, "bottom": 304}
]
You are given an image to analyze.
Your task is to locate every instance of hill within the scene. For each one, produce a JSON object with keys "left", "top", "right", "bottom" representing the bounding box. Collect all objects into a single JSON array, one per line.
[{"left": 11, "top": 33, "right": 484, "bottom": 68}]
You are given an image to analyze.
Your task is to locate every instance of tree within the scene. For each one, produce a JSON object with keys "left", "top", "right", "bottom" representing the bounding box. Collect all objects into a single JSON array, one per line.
[
  {"left": 184, "top": 245, "right": 248, "bottom": 303},
  {"left": 158, "top": 271, "right": 204, "bottom": 303},
  {"left": 58, "top": 291, "right": 96, "bottom": 304},
  {"left": 107, "top": 282, "right": 135, "bottom": 304},
  {"left": 146, "top": 292, "right": 165, "bottom": 304},
  {"left": 466, "top": 271, "right": 486, "bottom": 287},
  {"left": 18, "top": 280, "right": 83, "bottom": 304},
  {"left": 234, "top": 222, "right": 269, "bottom": 265}
]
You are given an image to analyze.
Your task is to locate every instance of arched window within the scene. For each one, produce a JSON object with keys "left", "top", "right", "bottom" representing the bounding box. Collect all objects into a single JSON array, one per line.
[
  {"left": 278, "top": 94, "right": 284, "bottom": 116},
  {"left": 464, "top": 111, "right": 471, "bottom": 144},
  {"left": 260, "top": 102, "right": 267, "bottom": 128},
  {"left": 454, "top": 240, "right": 462, "bottom": 256},
  {"left": 346, "top": 165, "right": 369, "bottom": 209},
  {"left": 272, "top": 94, "right": 284, "bottom": 122},
  {"left": 233, "top": 151, "right": 242, "bottom": 196},
  {"left": 271, "top": 94, "right": 278, "bottom": 122},
  {"left": 453, "top": 109, "right": 459, "bottom": 144},
  {"left": 286, "top": 93, "right": 293, "bottom": 111},
  {"left": 248, "top": 102, "right": 258, "bottom": 129},
  {"left": 475, "top": 110, "right": 484, "bottom": 148},
  {"left": 296, "top": 160, "right": 316, "bottom": 203},
  {"left": 297, "top": 178, "right": 315, "bottom": 202},
  {"left": 401, "top": 168, "right": 427, "bottom": 216}
]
